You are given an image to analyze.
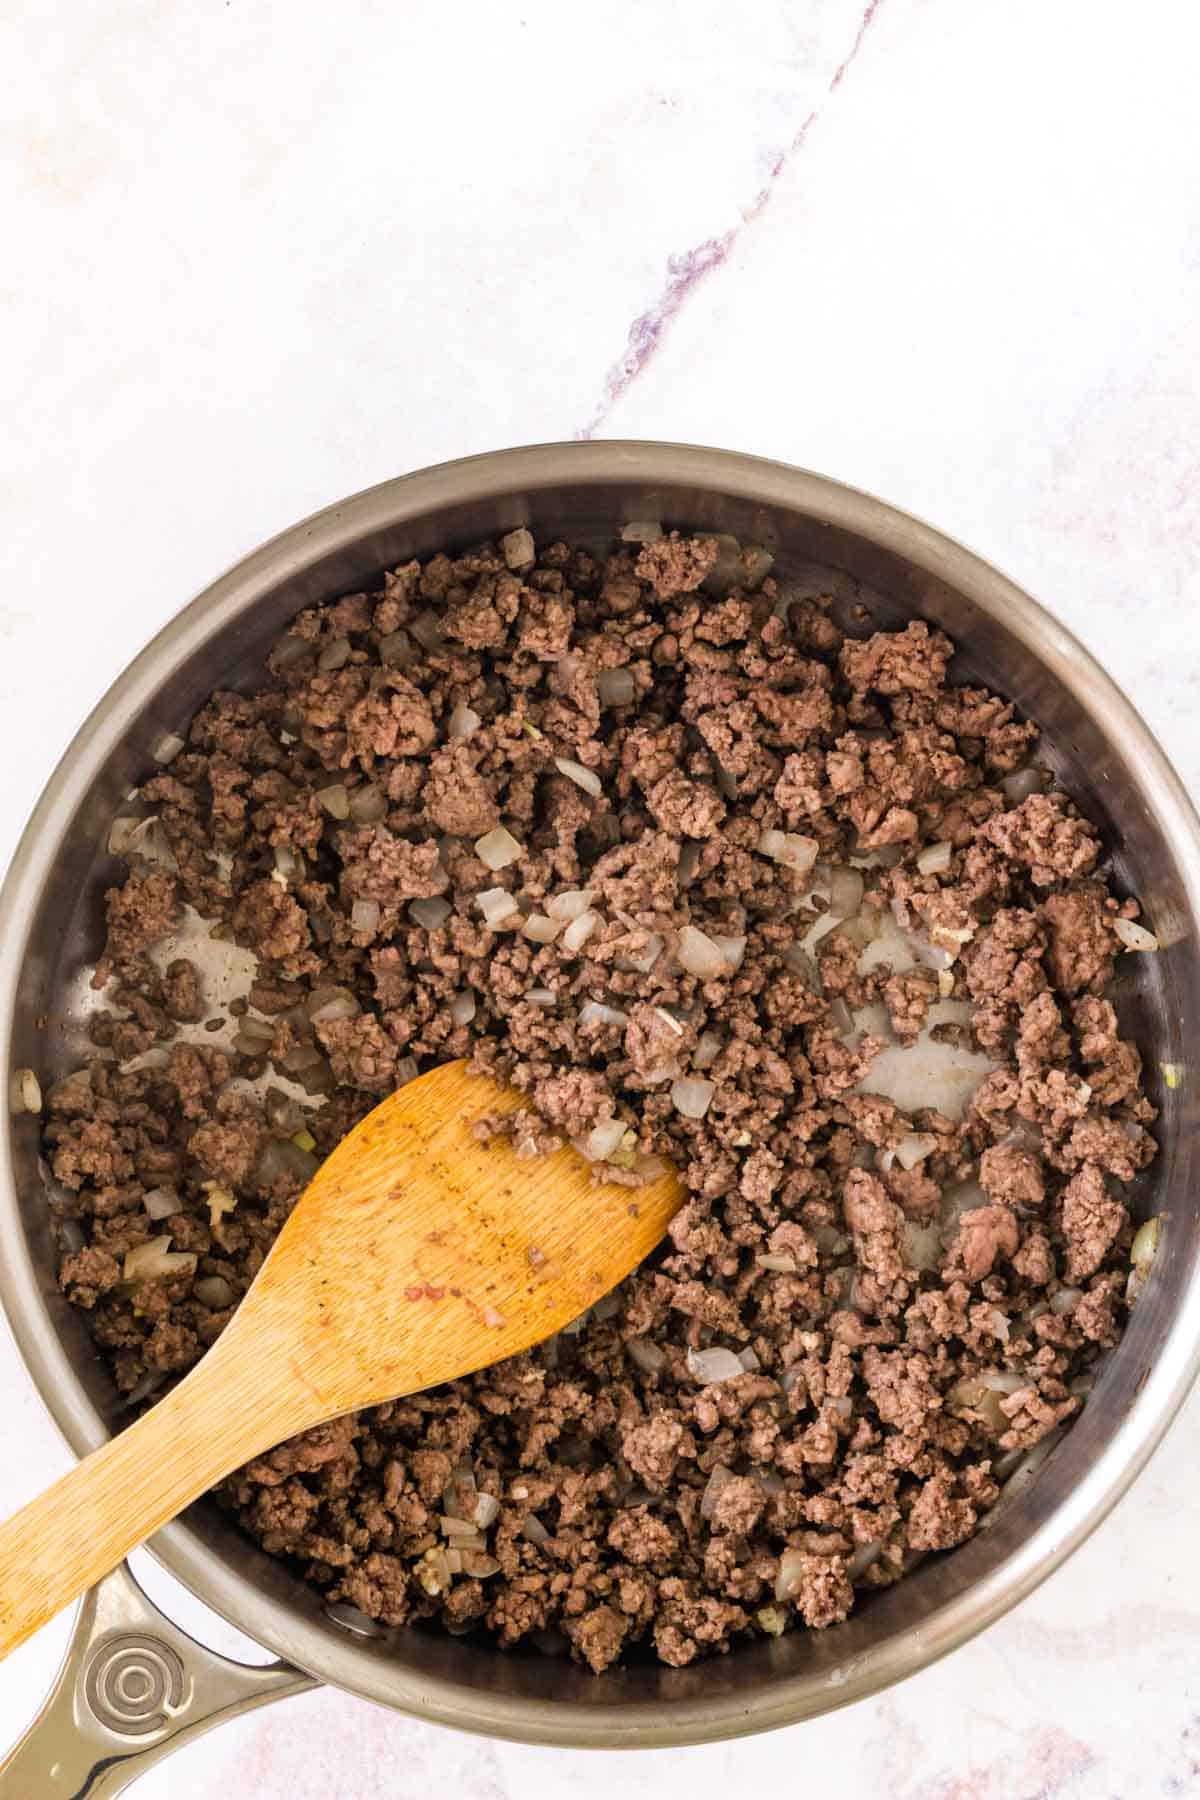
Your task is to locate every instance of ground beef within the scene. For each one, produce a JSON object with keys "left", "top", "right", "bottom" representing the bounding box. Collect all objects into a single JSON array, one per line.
[
  {"left": 981, "top": 795, "right": 1100, "bottom": 889},
  {"left": 634, "top": 532, "right": 719, "bottom": 598},
  {"left": 1041, "top": 882, "right": 1117, "bottom": 995},
  {"left": 1060, "top": 1163, "right": 1127, "bottom": 1281},
  {"left": 48, "top": 528, "right": 1157, "bottom": 1675},
  {"left": 93, "top": 866, "right": 180, "bottom": 985}
]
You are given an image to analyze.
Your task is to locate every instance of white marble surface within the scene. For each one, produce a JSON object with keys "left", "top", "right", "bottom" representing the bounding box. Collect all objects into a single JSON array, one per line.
[{"left": 3, "top": 0, "right": 1200, "bottom": 1792}]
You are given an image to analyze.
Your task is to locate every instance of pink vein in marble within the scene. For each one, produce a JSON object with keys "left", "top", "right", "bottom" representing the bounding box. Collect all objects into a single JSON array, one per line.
[{"left": 578, "top": 0, "right": 887, "bottom": 437}]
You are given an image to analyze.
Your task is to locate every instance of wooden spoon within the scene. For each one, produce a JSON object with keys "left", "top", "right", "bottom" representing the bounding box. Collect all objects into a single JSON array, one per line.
[{"left": 0, "top": 1060, "right": 683, "bottom": 1658}]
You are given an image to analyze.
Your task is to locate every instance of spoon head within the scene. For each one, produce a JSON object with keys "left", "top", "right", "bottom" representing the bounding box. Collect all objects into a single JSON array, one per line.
[{"left": 237, "top": 1061, "right": 685, "bottom": 1420}]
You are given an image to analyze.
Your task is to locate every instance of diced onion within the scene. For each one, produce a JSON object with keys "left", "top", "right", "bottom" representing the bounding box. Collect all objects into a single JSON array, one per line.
[
  {"left": 524, "top": 988, "right": 555, "bottom": 1006},
  {"left": 307, "top": 986, "right": 360, "bottom": 1025},
  {"left": 671, "top": 1077, "right": 715, "bottom": 1119},
  {"left": 687, "top": 1346, "right": 743, "bottom": 1385},
  {"left": 396, "top": 1056, "right": 419, "bottom": 1086},
  {"left": 317, "top": 784, "right": 350, "bottom": 820},
  {"left": 441, "top": 1463, "right": 477, "bottom": 1519},
  {"left": 379, "top": 628, "right": 416, "bottom": 667},
  {"left": 940, "top": 1180, "right": 988, "bottom": 1245},
  {"left": 449, "top": 992, "right": 477, "bottom": 1026},
  {"left": 597, "top": 668, "right": 636, "bottom": 707},
  {"left": 699, "top": 1464, "right": 736, "bottom": 1519},
  {"left": 151, "top": 731, "right": 186, "bottom": 765},
  {"left": 1002, "top": 767, "right": 1043, "bottom": 804},
  {"left": 108, "top": 815, "right": 176, "bottom": 868},
  {"left": 475, "top": 827, "right": 524, "bottom": 870},
  {"left": 999, "top": 1118, "right": 1043, "bottom": 1153},
  {"left": 1050, "top": 1286, "right": 1082, "bottom": 1316},
  {"left": 448, "top": 702, "right": 481, "bottom": 739},
  {"left": 264, "top": 1089, "right": 305, "bottom": 1135},
  {"left": 677, "top": 841, "right": 702, "bottom": 885},
  {"left": 581, "top": 1118, "right": 627, "bottom": 1161},
  {"left": 828, "top": 997, "right": 854, "bottom": 1037},
  {"left": 501, "top": 527, "right": 535, "bottom": 569},
  {"left": 616, "top": 931, "right": 663, "bottom": 974},
  {"left": 774, "top": 1548, "right": 808, "bottom": 1602},
  {"left": 895, "top": 1132, "right": 938, "bottom": 1171},
  {"left": 195, "top": 1275, "right": 234, "bottom": 1309},
  {"left": 619, "top": 520, "right": 662, "bottom": 544},
  {"left": 916, "top": 840, "right": 953, "bottom": 877},
  {"left": 554, "top": 757, "right": 602, "bottom": 799},
  {"left": 9, "top": 1068, "right": 41, "bottom": 1115},
  {"left": 123, "top": 1238, "right": 198, "bottom": 1282},
  {"left": 592, "top": 1287, "right": 623, "bottom": 1323},
  {"left": 847, "top": 1539, "right": 884, "bottom": 1582},
  {"left": 901, "top": 1220, "right": 941, "bottom": 1271},
  {"left": 757, "top": 829, "right": 819, "bottom": 875},
  {"left": 473, "top": 1492, "right": 501, "bottom": 1530},
  {"left": 521, "top": 1513, "right": 551, "bottom": 1545},
  {"left": 274, "top": 845, "right": 303, "bottom": 883},
  {"left": 712, "top": 934, "right": 746, "bottom": 971},
  {"left": 318, "top": 635, "right": 352, "bottom": 672},
  {"left": 256, "top": 1138, "right": 319, "bottom": 1184},
  {"left": 1131, "top": 1215, "right": 1163, "bottom": 1269},
  {"left": 441, "top": 1513, "right": 485, "bottom": 1540},
  {"left": 106, "top": 816, "right": 139, "bottom": 856},
  {"left": 828, "top": 867, "right": 864, "bottom": 918},
  {"left": 351, "top": 899, "right": 381, "bottom": 934},
  {"left": 714, "top": 762, "right": 738, "bottom": 801},
  {"left": 910, "top": 934, "right": 955, "bottom": 971},
  {"left": 676, "top": 924, "right": 729, "bottom": 980},
  {"left": 409, "top": 611, "right": 446, "bottom": 652},
  {"left": 236, "top": 1013, "right": 276, "bottom": 1046},
  {"left": 410, "top": 896, "right": 452, "bottom": 930},
  {"left": 324, "top": 1601, "right": 385, "bottom": 1638},
  {"left": 348, "top": 784, "right": 388, "bottom": 824},
  {"left": 546, "top": 889, "right": 596, "bottom": 922},
  {"left": 143, "top": 1186, "right": 183, "bottom": 1220},
  {"left": 756, "top": 1253, "right": 798, "bottom": 1274},
  {"left": 1114, "top": 916, "right": 1159, "bottom": 952},
  {"left": 626, "top": 1337, "right": 666, "bottom": 1374},
  {"left": 946, "top": 1379, "right": 1008, "bottom": 1433},
  {"left": 476, "top": 887, "right": 519, "bottom": 926},
  {"left": 579, "top": 1001, "right": 628, "bottom": 1029},
  {"left": 269, "top": 632, "right": 313, "bottom": 671},
  {"left": 523, "top": 913, "right": 562, "bottom": 944},
  {"left": 739, "top": 1346, "right": 761, "bottom": 1372},
  {"left": 561, "top": 910, "right": 600, "bottom": 953},
  {"left": 693, "top": 1032, "right": 722, "bottom": 1070}
]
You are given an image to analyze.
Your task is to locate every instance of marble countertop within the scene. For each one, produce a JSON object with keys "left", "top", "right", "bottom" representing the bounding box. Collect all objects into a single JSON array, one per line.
[{"left": 3, "top": 1, "right": 1199, "bottom": 1793}]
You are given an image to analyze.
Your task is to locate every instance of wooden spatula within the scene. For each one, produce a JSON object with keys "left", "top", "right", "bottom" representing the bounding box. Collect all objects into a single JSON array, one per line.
[{"left": 0, "top": 1060, "right": 683, "bottom": 1658}]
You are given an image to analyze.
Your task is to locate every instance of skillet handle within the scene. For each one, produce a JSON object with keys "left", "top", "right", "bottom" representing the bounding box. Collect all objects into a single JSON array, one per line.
[{"left": 0, "top": 1561, "right": 316, "bottom": 1797}]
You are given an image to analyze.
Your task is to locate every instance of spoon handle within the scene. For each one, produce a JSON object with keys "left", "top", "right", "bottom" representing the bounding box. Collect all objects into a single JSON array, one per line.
[{"left": 0, "top": 1337, "right": 305, "bottom": 1661}]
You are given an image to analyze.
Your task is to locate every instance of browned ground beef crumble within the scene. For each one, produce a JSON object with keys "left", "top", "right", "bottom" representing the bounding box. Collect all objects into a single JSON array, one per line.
[{"left": 45, "top": 529, "right": 1157, "bottom": 1671}]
